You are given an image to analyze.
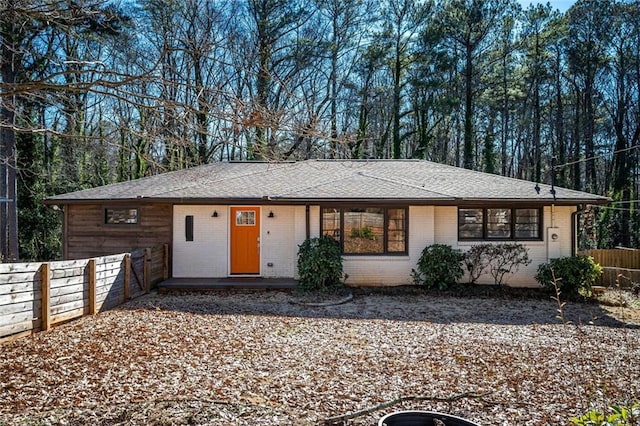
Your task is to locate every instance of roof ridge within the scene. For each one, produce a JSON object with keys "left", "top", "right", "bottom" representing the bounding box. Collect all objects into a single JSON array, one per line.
[
  {"left": 357, "top": 171, "right": 455, "bottom": 198},
  {"left": 147, "top": 162, "right": 290, "bottom": 197},
  {"left": 272, "top": 173, "right": 355, "bottom": 198}
]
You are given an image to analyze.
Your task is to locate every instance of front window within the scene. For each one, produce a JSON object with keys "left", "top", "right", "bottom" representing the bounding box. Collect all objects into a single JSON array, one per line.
[
  {"left": 487, "top": 208, "right": 511, "bottom": 239},
  {"left": 322, "top": 207, "right": 407, "bottom": 255},
  {"left": 459, "top": 208, "right": 483, "bottom": 239},
  {"left": 458, "top": 207, "right": 542, "bottom": 240},
  {"left": 344, "top": 208, "right": 384, "bottom": 254},
  {"left": 515, "top": 208, "right": 540, "bottom": 239},
  {"left": 387, "top": 208, "right": 406, "bottom": 253}
]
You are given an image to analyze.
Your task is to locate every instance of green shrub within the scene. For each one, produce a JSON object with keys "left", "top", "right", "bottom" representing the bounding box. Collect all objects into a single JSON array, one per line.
[
  {"left": 465, "top": 243, "right": 531, "bottom": 285},
  {"left": 536, "top": 255, "right": 603, "bottom": 300},
  {"left": 297, "top": 235, "right": 344, "bottom": 291},
  {"left": 571, "top": 403, "right": 639, "bottom": 425},
  {"left": 412, "top": 244, "right": 465, "bottom": 290},
  {"left": 350, "top": 225, "right": 376, "bottom": 240}
]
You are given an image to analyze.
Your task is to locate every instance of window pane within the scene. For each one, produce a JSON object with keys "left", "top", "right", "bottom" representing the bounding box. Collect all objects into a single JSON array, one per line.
[
  {"left": 487, "top": 208, "right": 511, "bottom": 238},
  {"left": 515, "top": 208, "right": 540, "bottom": 239},
  {"left": 105, "top": 208, "right": 138, "bottom": 224},
  {"left": 322, "top": 208, "right": 341, "bottom": 241},
  {"left": 387, "top": 208, "right": 406, "bottom": 252},
  {"left": 343, "top": 208, "right": 384, "bottom": 254},
  {"left": 459, "top": 208, "right": 483, "bottom": 239},
  {"left": 235, "top": 211, "right": 255, "bottom": 225}
]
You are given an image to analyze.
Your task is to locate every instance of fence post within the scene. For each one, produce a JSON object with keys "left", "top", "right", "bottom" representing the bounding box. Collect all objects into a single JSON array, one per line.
[
  {"left": 163, "top": 243, "right": 169, "bottom": 280},
  {"left": 88, "top": 259, "right": 96, "bottom": 315},
  {"left": 40, "top": 263, "right": 50, "bottom": 331},
  {"left": 124, "top": 253, "right": 131, "bottom": 300},
  {"left": 144, "top": 248, "right": 151, "bottom": 293}
]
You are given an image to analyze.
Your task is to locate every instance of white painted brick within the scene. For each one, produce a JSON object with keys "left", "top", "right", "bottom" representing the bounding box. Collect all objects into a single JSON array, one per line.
[
  {"left": 261, "top": 206, "right": 297, "bottom": 278},
  {"left": 172, "top": 205, "right": 228, "bottom": 278}
]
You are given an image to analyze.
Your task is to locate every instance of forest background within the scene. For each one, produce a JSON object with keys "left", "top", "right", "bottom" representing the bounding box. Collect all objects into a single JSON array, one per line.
[{"left": 1, "top": 0, "right": 639, "bottom": 262}]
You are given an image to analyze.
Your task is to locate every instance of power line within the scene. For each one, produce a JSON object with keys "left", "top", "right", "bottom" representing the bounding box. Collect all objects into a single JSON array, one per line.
[
  {"left": 553, "top": 144, "right": 640, "bottom": 169},
  {"left": 609, "top": 199, "right": 640, "bottom": 205},
  {"left": 588, "top": 205, "right": 639, "bottom": 212}
]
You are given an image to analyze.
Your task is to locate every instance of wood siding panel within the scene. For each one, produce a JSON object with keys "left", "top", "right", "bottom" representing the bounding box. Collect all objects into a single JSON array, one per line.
[{"left": 65, "top": 204, "right": 172, "bottom": 260}]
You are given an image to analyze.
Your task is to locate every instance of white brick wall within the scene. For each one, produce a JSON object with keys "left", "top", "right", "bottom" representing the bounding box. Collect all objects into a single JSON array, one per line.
[
  {"left": 172, "top": 205, "right": 228, "bottom": 278},
  {"left": 173, "top": 205, "right": 305, "bottom": 279},
  {"left": 261, "top": 206, "right": 297, "bottom": 278},
  {"left": 436, "top": 205, "right": 576, "bottom": 287},
  {"left": 171, "top": 204, "right": 577, "bottom": 288}
]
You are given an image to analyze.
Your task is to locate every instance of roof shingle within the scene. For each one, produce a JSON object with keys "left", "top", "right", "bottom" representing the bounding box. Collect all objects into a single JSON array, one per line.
[{"left": 45, "top": 160, "right": 609, "bottom": 205}]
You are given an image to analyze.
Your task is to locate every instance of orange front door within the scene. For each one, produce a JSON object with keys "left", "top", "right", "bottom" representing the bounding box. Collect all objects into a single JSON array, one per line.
[{"left": 230, "top": 207, "right": 261, "bottom": 274}]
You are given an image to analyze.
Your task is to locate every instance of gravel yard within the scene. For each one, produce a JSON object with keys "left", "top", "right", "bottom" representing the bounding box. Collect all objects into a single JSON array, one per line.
[{"left": 1, "top": 289, "right": 639, "bottom": 425}]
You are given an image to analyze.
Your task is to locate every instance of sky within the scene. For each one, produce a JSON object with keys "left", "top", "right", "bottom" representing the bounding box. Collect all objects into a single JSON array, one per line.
[{"left": 517, "top": 0, "right": 576, "bottom": 12}]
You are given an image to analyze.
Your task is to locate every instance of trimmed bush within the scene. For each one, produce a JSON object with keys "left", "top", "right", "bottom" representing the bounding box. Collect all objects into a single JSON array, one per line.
[
  {"left": 465, "top": 243, "right": 531, "bottom": 285},
  {"left": 412, "top": 244, "right": 465, "bottom": 290},
  {"left": 535, "top": 255, "right": 603, "bottom": 300},
  {"left": 297, "top": 236, "right": 344, "bottom": 291},
  {"left": 464, "top": 243, "right": 493, "bottom": 284}
]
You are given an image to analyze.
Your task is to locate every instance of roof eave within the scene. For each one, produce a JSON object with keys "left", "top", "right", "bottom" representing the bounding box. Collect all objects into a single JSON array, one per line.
[{"left": 44, "top": 196, "right": 610, "bottom": 206}]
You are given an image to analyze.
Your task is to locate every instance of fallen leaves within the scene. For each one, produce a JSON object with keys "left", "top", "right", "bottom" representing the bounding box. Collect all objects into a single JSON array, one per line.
[{"left": 0, "top": 290, "right": 639, "bottom": 425}]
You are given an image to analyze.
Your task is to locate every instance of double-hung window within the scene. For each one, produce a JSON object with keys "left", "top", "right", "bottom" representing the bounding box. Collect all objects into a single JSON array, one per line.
[
  {"left": 458, "top": 207, "right": 542, "bottom": 240},
  {"left": 322, "top": 207, "right": 408, "bottom": 255}
]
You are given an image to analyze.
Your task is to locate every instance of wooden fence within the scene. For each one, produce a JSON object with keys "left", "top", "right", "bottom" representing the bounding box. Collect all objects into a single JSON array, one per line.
[
  {"left": 0, "top": 244, "right": 169, "bottom": 342},
  {"left": 579, "top": 248, "right": 640, "bottom": 287}
]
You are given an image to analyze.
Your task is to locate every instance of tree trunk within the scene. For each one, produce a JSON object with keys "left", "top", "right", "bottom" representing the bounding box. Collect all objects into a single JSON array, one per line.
[
  {"left": 0, "top": 2, "right": 20, "bottom": 261},
  {"left": 463, "top": 44, "right": 474, "bottom": 169}
]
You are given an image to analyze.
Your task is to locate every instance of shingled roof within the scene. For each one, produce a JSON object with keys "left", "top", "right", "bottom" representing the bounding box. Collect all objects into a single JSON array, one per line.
[{"left": 45, "top": 159, "right": 610, "bottom": 205}]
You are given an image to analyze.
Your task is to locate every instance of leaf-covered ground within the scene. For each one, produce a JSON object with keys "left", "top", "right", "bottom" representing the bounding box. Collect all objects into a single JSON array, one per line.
[{"left": 1, "top": 289, "right": 639, "bottom": 425}]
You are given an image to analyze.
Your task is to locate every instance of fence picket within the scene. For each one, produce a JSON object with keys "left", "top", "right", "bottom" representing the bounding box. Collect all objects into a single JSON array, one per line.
[
  {"left": 1, "top": 244, "right": 168, "bottom": 341},
  {"left": 579, "top": 248, "right": 640, "bottom": 286}
]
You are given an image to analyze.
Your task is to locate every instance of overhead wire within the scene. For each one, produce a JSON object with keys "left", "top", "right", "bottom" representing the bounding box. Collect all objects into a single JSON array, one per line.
[
  {"left": 552, "top": 144, "right": 640, "bottom": 169},
  {"left": 587, "top": 205, "right": 639, "bottom": 212},
  {"left": 609, "top": 200, "right": 640, "bottom": 205}
]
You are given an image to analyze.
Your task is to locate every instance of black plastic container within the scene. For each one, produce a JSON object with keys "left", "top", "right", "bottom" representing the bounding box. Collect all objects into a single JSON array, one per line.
[{"left": 378, "top": 410, "right": 480, "bottom": 426}]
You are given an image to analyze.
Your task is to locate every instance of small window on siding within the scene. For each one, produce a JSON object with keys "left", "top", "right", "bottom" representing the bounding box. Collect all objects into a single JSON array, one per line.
[
  {"left": 185, "top": 215, "right": 194, "bottom": 242},
  {"left": 105, "top": 208, "right": 138, "bottom": 224}
]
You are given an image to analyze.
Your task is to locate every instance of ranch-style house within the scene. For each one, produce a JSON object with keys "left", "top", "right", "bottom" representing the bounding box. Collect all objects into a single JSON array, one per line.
[{"left": 45, "top": 159, "right": 609, "bottom": 287}]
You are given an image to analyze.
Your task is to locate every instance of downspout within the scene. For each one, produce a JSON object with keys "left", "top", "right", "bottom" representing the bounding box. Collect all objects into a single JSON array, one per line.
[
  {"left": 571, "top": 205, "right": 584, "bottom": 256},
  {"left": 305, "top": 205, "right": 310, "bottom": 240}
]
